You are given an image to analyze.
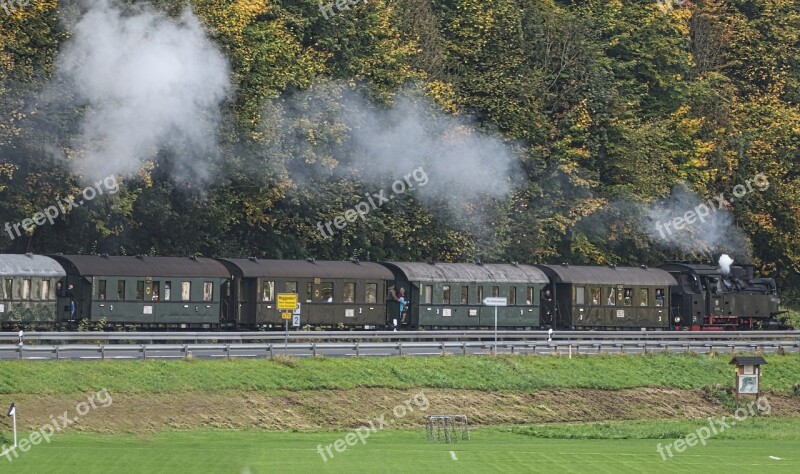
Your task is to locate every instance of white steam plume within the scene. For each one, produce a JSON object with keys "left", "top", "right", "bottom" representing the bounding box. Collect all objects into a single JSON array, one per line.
[
  {"left": 48, "top": 0, "right": 231, "bottom": 183},
  {"left": 343, "top": 91, "right": 522, "bottom": 207},
  {"left": 718, "top": 254, "right": 734, "bottom": 275},
  {"left": 274, "top": 83, "right": 523, "bottom": 241}
]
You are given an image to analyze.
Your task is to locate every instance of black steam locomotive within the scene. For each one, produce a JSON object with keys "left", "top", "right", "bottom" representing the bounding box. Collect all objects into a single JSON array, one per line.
[{"left": 0, "top": 253, "right": 790, "bottom": 331}]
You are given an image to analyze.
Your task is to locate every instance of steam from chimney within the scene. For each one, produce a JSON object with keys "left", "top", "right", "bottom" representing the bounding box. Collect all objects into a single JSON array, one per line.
[{"left": 718, "top": 254, "right": 734, "bottom": 275}]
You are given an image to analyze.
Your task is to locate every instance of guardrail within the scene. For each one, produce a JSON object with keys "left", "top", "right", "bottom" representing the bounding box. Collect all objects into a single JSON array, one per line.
[
  {"left": 1, "top": 330, "right": 799, "bottom": 344},
  {"left": 1, "top": 335, "right": 798, "bottom": 361}
]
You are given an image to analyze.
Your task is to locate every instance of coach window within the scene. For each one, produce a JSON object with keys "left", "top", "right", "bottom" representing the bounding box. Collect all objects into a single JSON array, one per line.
[
  {"left": 117, "top": 281, "right": 125, "bottom": 300},
  {"left": 22, "top": 278, "right": 31, "bottom": 300},
  {"left": 365, "top": 283, "right": 377, "bottom": 303},
  {"left": 424, "top": 285, "right": 432, "bottom": 304},
  {"left": 42, "top": 279, "right": 51, "bottom": 300},
  {"left": 321, "top": 282, "right": 334, "bottom": 302},
  {"left": 655, "top": 288, "right": 665, "bottom": 307},
  {"left": 2, "top": 279, "right": 11, "bottom": 299},
  {"left": 136, "top": 281, "right": 145, "bottom": 300},
  {"left": 606, "top": 288, "right": 616, "bottom": 306},
  {"left": 285, "top": 281, "right": 297, "bottom": 294},
  {"left": 509, "top": 287, "right": 517, "bottom": 305},
  {"left": 98, "top": 280, "right": 106, "bottom": 301},
  {"left": 306, "top": 283, "right": 313, "bottom": 303},
  {"left": 623, "top": 288, "right": 632, "bottom": 306},
  {"left": 181, "top": 281, "right": 191, "bottom": 301},
  {"left": 639, "top": 288, "right": 649, "bottom": 306},
  {"left": 574, "top": 287, "right": 585, "bottom": 306},
  {"left": 526, "top": 287, "right": 534, "bottom": 305},
  {"left": 589, "top": 287, "right": 599, "bottom": 305},
  {"left": 203, "top": 282, "right": 213, "bottom": 301},
  {"left": 344, "top": 282, "right": 355, "bottom": 303},
  {"left": 491, "top": 286, "right": 500, "bottom": 298},
  {"left": 461, "top": 286, "right": 469, "bottom": 304},
  {"left": 261, "top": 280, "right": 274, "bottom": 302},
  {"left": 442, "top": 285, "right": 451, "bottom": 305},
  {"left": 478, "top": 287, "right": 484, "bottom": 305},
  {"left": 164, "top": 281, "right": 171, "bottom": 301}
]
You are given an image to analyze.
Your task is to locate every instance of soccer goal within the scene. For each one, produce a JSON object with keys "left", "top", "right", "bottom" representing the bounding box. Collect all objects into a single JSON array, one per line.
[{"left": 425, "top": 415, "right": 469, "bottom": 443}]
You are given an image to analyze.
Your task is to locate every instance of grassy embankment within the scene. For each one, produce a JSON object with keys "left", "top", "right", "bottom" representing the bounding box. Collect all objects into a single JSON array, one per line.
[{"left": 1, "top": 353, "right": 799, "bottom": 394}]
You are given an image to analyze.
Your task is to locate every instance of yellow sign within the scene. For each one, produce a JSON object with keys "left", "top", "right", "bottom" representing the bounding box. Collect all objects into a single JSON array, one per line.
[
  {"left": 277, "top": 293, "right": 298, "bottom": 310},
  {"left": 281, "top": 312, "right": 292, "bottom": 320}
]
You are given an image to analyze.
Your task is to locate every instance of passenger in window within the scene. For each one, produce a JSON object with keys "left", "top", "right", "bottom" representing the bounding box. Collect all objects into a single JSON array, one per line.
[
  {"left": 152, "top": 288, "right": 159, "bottom": 302},
  {"left": 655, "top": 289, "right": 665, "bottom": 307},
  {"left": 607, "top": 288, "right": 615, "bottom": 305},
  {"left": 624, "top": 289, "right": 632, "bottom": 306},
  {"left": 388, "top": 285, "right": 398, "bottom": 302}
]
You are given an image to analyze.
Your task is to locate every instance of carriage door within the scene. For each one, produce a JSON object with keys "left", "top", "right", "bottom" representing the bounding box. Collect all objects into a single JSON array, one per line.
[{"left": 705, "top": 276, "right": 723, "bottom": 318}]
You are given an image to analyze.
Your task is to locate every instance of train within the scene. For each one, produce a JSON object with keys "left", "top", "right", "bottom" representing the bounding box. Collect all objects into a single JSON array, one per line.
[{"left": 0, "top": 253, "right": 791, "bottom": 331}]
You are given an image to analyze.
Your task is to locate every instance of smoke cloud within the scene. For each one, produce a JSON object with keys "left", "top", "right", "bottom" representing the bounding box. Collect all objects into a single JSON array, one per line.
[
  {"left": 343, "top": 90, "right": 522, "bottom": 207},
  {"left": 46, "top": 0, "right": 231, "bottom": 184},
  {"left": 273, "top": 83, "right": 523, "bottom": 245},
  {"left": 644, "top": 185, "right": 752, "bottom": 260}
]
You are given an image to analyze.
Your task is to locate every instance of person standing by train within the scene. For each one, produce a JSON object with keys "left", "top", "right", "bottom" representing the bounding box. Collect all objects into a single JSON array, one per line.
[
  {"left": 66, "top": 283, "right": 76, "bottom": 320},
  {"left": 398, "top": 288, "right": 407, "bottom": 324}
]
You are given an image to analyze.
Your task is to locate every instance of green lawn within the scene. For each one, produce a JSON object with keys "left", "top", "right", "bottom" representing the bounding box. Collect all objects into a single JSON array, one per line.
[{"left": 3, "top": 428, "right": 798, "bottom": 473}]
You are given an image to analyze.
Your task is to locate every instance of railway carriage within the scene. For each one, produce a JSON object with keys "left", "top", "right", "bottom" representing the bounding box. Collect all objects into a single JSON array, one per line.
[
  {"left": 219, "top": 258, "right": 394, "bottom": 329},
  {"left": 51, "top": 255, "right": 232, "bottom": 329},
  {"left": 381, "top": 262, "right": 549, "bottom": 329},
  {"left": 535, "top": 264, "right": 673, "bottom": 330},
  {"left": 0, "top": 254, "right": 65, "bottom": 329}
]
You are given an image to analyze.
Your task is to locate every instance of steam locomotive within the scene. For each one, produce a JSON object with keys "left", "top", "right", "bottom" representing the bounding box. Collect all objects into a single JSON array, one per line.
[{"left": 0, "top": 253, "right": 790, "bottom": 331}]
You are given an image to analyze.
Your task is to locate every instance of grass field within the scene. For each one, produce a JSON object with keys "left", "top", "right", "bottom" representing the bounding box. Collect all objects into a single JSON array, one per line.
[
  {"left": 2, "top": 427, "right": 798, "bottom": 473},
  {"left": 2, "top": 354, "right": 798, "bottom": 472}
]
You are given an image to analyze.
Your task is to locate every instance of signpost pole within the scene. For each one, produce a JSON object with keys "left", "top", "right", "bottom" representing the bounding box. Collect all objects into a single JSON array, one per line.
[
  {"left": 2, "top": 403, "right": 17, "bottom": 458},
  {"left": 483, "top": 297, "right": 507, "bottom": 356},
  {"left": 494, "top": 306, "right": 498, "bottom": 355},
  {"left": 277, "top": 293, "right": 298, "bottom": 358}
]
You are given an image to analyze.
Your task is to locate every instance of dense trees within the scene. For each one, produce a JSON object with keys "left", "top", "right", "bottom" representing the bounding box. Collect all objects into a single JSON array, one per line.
[{"left": 1, "top": 0, "right": 798, "bottom": 303}]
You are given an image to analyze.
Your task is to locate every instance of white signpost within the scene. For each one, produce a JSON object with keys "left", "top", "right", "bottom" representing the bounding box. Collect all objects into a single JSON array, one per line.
[{"left": 483, "top": 297, "right": 507, "bottom": 354}]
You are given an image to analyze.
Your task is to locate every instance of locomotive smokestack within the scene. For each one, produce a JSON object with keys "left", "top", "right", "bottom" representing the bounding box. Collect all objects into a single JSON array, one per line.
[{"left": 718, "top": 254, "right": 734, "bottom": 275}]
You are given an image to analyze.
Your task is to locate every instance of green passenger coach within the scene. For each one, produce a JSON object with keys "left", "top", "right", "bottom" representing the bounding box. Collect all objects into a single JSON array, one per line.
[
  {"left": 381, "top": 262, "right": 550, "bottom": 329},
  {"left": 218, "top": 258, "right": 394, "bottom": 329},
  {"left": 0, "top": 254, "right": 65, "bottom": 329},
  {"left": 51, "top": 255, "right": 232, "bottom": 329},
  {"left": 535, "top": 264, "right": 674, "bottom": 330}
]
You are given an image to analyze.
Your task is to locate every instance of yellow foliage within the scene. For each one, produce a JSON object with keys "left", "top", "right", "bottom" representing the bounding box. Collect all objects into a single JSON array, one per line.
[{"left": 191, "top": 0, "right": 270, "bottom": 47}]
